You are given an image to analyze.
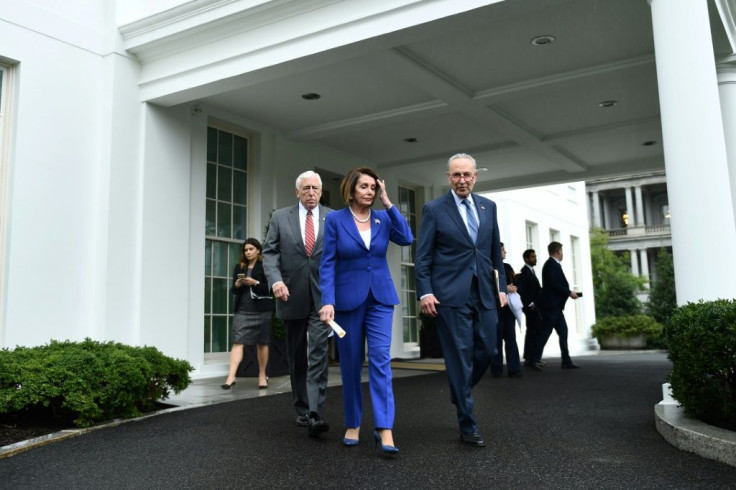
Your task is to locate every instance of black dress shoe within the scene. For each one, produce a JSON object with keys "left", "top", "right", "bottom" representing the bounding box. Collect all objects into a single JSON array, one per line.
[
  {"left": 561, "top": 362, "right": 580, "bottom": 369},
  {"left": 296, "top": 414, "right": 311, "bottom": 427},
  {"left": 460, "top": 431, "right": 486, "bottom": 447},
  {"left": 508, "top": 372, "right": 523, "bottom": 378},
  {"left": 526, "top": 362, "right": 543, "bottom": 371},
  {"left": 308, "top": 414, "right": 329, "bottom": 437}
]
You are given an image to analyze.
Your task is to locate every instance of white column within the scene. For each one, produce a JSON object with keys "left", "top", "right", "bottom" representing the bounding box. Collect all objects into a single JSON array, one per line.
[
  {"left": 649, "top": 0, "right": 736, "bottom": 303},
  {"left": 717, "top": 64, "right": 736, "bottom": 221},
  {"left": 640, "top": 249, "right": 650, "bottom": 286},
  {"left": 591, "top": 191, "right": 601, "bottom": 228},
  {"left": 630, "top": 249, "right": 639, "bottom": 276},
  {"left": 634, "top": 185, "right": 645, "bottom": 226},
  {"left": 625, "top": 187, "right": 634, "bottom": 227}
]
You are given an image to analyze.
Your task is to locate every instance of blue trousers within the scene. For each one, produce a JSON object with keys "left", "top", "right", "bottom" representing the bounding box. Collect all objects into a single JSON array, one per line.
[
  {"left": 335, "top": 294, "right": 395, "bottom": 429},
  {"left": 436, "top": 280, "right": 497, "bottom": 434}
]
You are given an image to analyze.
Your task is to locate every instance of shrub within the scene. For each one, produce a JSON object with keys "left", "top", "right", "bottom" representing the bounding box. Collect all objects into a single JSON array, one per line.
[
  {"left": 667, "top": 300, "right": 736, "bottom": 431},
  {"left": 0, "top": 339, "right": 192, "bottom": 427},
  {"left": 590, "top": 229, "right": 646, "bottom": 318},
  {"left": 646, "top": 248, "right": 677, "bottom": 325},
  {"left": 590, "top": 314, "right": 663, "bottom": 339}
]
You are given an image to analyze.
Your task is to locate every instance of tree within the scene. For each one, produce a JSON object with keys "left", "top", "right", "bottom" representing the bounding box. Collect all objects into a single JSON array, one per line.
[
  {"left": 646, "top": 248, "right": 677, "bottom": 325},
  {"left": 590, "top": 228, "right": 647, "bottom": 319}
]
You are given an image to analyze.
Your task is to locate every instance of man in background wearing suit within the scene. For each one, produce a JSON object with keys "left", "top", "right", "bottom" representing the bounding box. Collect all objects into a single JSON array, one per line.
[
  {"left": 516, "top": 249, "right": 544, "bottom": 371},
  {"left": 263, "top": 170, "right": 333, "bottom": 437},
  {"left": 415, "top": 153, "right": 507, "bottom": 448},
  {"left": 536, "top": 241, "right": 580, "bottom": 369}
]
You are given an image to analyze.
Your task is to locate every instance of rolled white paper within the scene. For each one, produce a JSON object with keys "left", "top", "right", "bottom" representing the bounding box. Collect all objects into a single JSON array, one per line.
[{"left": 328, "top": 320, "right": 346, "bottom": 338}]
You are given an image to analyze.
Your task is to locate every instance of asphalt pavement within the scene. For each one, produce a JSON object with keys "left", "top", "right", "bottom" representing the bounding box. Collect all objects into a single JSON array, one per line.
[{"left": 1, "top": 351, "right": 735, "bottom": 489}]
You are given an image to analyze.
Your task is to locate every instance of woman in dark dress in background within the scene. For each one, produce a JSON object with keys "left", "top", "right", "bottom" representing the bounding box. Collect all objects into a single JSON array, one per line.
[{"left": 222, "top": 238, "right": 273, "bottom": 390}]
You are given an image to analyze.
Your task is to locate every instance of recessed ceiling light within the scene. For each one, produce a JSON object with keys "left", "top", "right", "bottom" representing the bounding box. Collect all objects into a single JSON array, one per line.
[
  {"left": 403, "top": 137, "right": 419, "bottom": 143},
  {"left": 642, "top": 140, "right": 657, "bottom": 146},
  {"left": 301, "top": 93, "right": 321, "bottom": 100},
  {"left": 477, "top": 167, "right": 488, "bottom": 172},
  {"left": 598, "top": 100, "right": 618, "bottom": 108},
  {"left": 531, "top": 35, "right": 556, "bottom": 46}
]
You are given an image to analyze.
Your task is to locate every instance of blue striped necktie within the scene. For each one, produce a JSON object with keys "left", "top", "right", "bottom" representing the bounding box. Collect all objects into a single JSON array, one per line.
[{"left": 462, "top": 199, "right": 478, "bottom": 243}]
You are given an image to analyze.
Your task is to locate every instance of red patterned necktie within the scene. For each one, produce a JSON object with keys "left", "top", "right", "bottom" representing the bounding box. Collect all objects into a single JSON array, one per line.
[{"left": 305, "top": 210, "right": 315, "bottom": 256}]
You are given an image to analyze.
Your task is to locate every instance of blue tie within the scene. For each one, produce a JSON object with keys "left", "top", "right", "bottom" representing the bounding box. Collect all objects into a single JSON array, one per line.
[{"left": 462, "top": 199, "right": 478, "bottom": 243}]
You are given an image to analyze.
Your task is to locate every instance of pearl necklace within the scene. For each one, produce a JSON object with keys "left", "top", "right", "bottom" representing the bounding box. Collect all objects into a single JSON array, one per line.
[{"left": 349, "top": 207, "right": 371, "bottom": 223}]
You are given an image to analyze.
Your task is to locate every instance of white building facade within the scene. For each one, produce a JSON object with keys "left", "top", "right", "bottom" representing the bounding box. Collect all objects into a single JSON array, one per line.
[
  {"left": 1, "top": 0, "right": 735, "bottom": 376},
  {"left": 486, "top": 182, "right": 597, "bottom": 360}
]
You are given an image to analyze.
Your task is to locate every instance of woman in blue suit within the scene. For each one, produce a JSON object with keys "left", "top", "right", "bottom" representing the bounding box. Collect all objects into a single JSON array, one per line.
[{"left": 319, "top": 167, "right": 413, "bottom": 455}]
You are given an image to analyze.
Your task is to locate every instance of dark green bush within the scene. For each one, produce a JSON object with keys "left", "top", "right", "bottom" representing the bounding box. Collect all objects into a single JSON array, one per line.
[
  {"left": 591, "top": 314, "right": 663, "bottom": 339},
  {"left": 0, "top": 339, "right": 192, "bottom": 427},
  {"left": 667, "top": 300, "right": 736, "bottom": 431}
]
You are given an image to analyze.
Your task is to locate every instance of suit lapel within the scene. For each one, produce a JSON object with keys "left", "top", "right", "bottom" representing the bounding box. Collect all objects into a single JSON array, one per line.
[
  {"left": 314, "top": 205, "right": 327, "bottom": 252},
  {"left": 338, "top": 208, "right": 367, "bottom": 249},
  {"left": 287, "top": 205, "right": 306, "bottom": 255},
  {"left": 443, "top": 193, "right": 473, "bottom": 244}
]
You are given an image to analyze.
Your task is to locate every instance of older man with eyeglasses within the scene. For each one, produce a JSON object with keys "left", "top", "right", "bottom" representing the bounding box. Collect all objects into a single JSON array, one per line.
[{"left": 415, "top": 153, "right": 507, "bottom": 448}]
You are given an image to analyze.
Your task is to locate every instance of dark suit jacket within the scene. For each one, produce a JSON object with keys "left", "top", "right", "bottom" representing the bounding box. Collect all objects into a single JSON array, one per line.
[
  {"left": 262, "top": 204, "right": 333, "bottom": 320},
  {"left": 538, "top": 257, "right": 571, "bottom": 311},
  {"left": 415, "top": 191, "right": 505, "bottom": 309},
  {"left": 231, "top": 261, "right": 273, "bottom": 313},
  {"left": 516, "top": 264, "right": 541, "bottom": 312},
  {"left": 320, "top": 205, "right": 413, "bottom": 311}
]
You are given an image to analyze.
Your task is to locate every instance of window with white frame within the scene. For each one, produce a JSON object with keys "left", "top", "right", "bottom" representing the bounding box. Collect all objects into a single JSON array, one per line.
[
  {"left": 549, "top": 228, "right": 560, "bottom": 244},
  {"left": 204, "top": 126, "right": 249, "bottom": 354},
  {"left": 525, "top": 221, "right": 537, "bottom": 251},
  {"left": 398, "top": 185, "right": 418, "bottom": 344},
  {"left": 569, "top": 235, "right": 581, "bottom": 290}
]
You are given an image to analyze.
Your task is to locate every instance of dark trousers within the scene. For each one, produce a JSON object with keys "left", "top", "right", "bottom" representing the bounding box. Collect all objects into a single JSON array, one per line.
[
  {"left": 284, "top": 307, "right": 330, "bottom": 417},
  {"left": 436, "top": 279, "right": 497, "bottom": 434},
  {"left": 522, "top": 307, "right": 542, "bottom": 361},
  {"left": 490, "top": 306, "right": 521, "bottom": 376},
  {"left": 536, "top": 308, "right": 572, "bottom": 365}
]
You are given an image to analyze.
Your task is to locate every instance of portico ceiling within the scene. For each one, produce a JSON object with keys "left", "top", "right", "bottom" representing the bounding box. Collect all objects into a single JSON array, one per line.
[{"left": 122, "top": 0, "right": 734, "bottom": 192}]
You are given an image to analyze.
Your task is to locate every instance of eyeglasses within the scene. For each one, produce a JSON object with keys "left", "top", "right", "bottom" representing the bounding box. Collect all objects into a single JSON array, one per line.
[{"left": 449, "top": 172, "right": 476, "bottom": 182}]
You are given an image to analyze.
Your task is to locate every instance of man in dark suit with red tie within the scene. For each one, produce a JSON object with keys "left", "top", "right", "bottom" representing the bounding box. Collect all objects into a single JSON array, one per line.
[
  {"left": 516, "top": 249, "right": 543, "bottom": 370},
  {"left": 536, "top": 241, "right": 581, "bottom": 369}
]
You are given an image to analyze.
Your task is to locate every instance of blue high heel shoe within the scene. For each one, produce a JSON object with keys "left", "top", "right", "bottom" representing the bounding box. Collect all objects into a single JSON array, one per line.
[
  {"left": 373, "top": 430, "right": 399, "bottom": 456},
  {"left": 342, "top": 437, "right": 360, "bottom": 447}
]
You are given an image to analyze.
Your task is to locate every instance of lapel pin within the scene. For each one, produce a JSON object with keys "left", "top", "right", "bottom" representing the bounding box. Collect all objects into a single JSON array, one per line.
[
  {"left": 374, "top": 218, "right": 380, "bottom": 224},
  {"left": 480, "top": 206, "right": 486, "bottom": 210}
]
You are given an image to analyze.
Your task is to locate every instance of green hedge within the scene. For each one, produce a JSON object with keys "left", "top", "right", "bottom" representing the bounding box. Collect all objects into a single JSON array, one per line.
[
  {"left": 667, "top": 300, "right": 736, "bottom": 431},
  {"left": 0, "top": 339, "right": 192, "bottom": 427},
  {"left": 590, "top": 314, "right": 663, "bottom": 339}
]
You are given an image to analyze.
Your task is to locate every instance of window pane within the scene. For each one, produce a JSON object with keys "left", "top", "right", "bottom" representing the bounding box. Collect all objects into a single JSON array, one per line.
[
  {"left": 212, "top": 278, "right": 228, "bottom": 313},
  {"left": 207, "top": 127, "right": 217, "bottom": 162},
  {"left": 213, "top": 241, "right": 229, "bottom": 277},
  {"left": 233, "top": 170, "right": 247, "bottom": 205},
  {"left": 233, "top": 205, "right": 247, "bottom": 240},
  {"left": 212, "top": 316, "right": 228, "bottom": 352},
  {"left": 206, "top": 200, "right": 216, "bottom": 236},
  {"left": 218, "top": 166, "right": 232, "bottom": 201},
  {"left": 218, "top": 131, "right": 233, "bottom": 166},
  {"left": 229, "top": 242, "right": 242, "bottom": 272},
  {"left": 217, "top": 202, "right": 231, "bottom": 238},
  {"left": 204, "top": 278, "right": 211, "bottom": 314},
  {"left": 206, "top": 163, "right": 217, "bottom": 199},
  {"left": 204, "top": 316, "right": 211, "bottom": 353},
  {"left": 205, "top": 240, "right": 212, "bottom": 274},
  {"left": 233, "top": 135, "right": 248, "bottom": 170}
]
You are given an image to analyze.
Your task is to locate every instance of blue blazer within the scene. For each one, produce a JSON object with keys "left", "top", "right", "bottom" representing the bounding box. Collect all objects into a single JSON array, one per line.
[
  {"left": 415, "top": 192, "right": 506, "bottom": 309},
  {"left": 320, "top": 205, "right": 413, "bottom": 311}
]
